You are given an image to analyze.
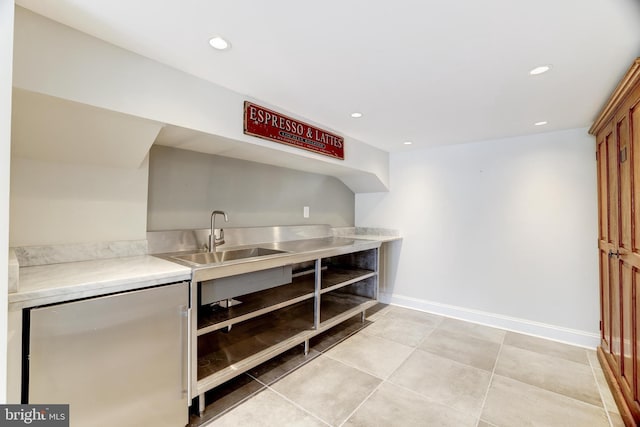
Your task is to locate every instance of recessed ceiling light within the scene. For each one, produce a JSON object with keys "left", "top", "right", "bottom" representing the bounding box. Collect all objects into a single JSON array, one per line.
[
  {"left": 350, "top": 112, "right": 363, "bottom": 118},
  {"left": 534, "top": 121, "right": 548, "bottom": 126},
  {"left": 403, "top": 141, "right": 413, "bottom": 145},
  {"left": 209, "top": 36, "right": 231, "bottom": 50},
  {"left": 529, "top": 65, "right": 551, "bottom": 75}
]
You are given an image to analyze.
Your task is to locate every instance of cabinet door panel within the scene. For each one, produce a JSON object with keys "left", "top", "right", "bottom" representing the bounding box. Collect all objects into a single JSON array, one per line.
[
  {"left": 599, "top": 140, "right": 609, "bottom": 242},
  {"left": 617, "top": 112, "right": 634, "bottom": 390},
  {"left": 611, "top": 257, "right": 622, "bottom": 365},
  {"left": 600, "top": 251, "right": 611, "bottom": 349},
  {"left": 598, "top": 127, "right": 619, "bottom": 357},
  {"left": 630, "top": 97, "right": 640, "bottom": 404},
  {"left": 618, "top": 115, "right": 631, "bottom": 250},
  {"left": 598, "top": 135, "right": 611, "bottom": 348},
  {"left": 621, "top": 262, "right": 634, "bottom": 391},
  {"left": 607, "top": 126, "right": 622, "bottom": 371},
  {"left": 636, "top": 268, "right": 640, "bottom": 400},
  {"left": 632, "top": 99, "right": 640, "bottom": 253},
  {"left": 608, "top": 129, "right": 619, "bottom": 245}
]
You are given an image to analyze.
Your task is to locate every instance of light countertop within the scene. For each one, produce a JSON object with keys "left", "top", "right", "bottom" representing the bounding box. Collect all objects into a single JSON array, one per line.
[{"left": 9, "top": 255, "right": 191, "bottom": 310}]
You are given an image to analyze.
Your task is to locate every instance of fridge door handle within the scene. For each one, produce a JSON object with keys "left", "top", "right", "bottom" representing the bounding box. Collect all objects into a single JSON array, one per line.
[{"left": 181, "top": 305, "right": 190, "bottom": 398}]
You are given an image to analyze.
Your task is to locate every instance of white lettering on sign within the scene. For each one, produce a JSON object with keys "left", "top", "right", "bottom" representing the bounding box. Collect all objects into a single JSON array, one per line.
[
  {"left": 244, "top": 101, "right": 344, "bottom": 160},
  {"left": 315, "top": 129, "right": 343, "bottom": 149},
  {"left": 248, "top": 105, "right": 305, "bottom": 136}
]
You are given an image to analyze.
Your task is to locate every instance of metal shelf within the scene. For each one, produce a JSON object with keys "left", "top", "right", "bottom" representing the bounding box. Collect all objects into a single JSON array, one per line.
[
  {"left": 196, "top": 301, "right": 314, "bottom": 393},
  {"left": 197, "top": 276, "right": 315, "bottom": 335},
  {"left": 320, "top": 266, "right": 376, "bottom": 294},
  {"left": 320, "top": 291, "right": 377, "bottom": 326}
]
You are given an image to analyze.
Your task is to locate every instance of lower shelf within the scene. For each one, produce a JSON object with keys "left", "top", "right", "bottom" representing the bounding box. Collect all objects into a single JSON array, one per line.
[
  {"left": 320, "top": 292, "right": 376, "bottom": 325},
  {"left": 197, "top": 301, "right": 314, "bottom": 393},
  {"left": 197, "top": 277, "right": 315, "bottom": 335},
  {"left": 196, "top": 293, "right": 377, "bottom": 395},
  {"left": 320, "top": 293, "right": 378, "bottom": 331}
]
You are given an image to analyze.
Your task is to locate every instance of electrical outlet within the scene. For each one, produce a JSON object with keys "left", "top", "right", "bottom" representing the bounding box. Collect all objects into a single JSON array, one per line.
[{"left": 303, "top": 206, "right": 310, "bottom": 218}]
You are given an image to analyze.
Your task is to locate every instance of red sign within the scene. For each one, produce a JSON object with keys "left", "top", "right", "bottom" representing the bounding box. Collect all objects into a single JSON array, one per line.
[{"left": 243, "top": 101, "right": 344, "bottom": 160}]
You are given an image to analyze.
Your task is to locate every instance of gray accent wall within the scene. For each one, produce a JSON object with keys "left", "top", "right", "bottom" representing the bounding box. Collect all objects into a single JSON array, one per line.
[{"left": 147, "top": 145, "right": 354, "bottom": 230}]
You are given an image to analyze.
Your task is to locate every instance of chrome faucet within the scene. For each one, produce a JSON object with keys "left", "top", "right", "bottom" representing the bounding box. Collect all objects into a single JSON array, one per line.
[{"left": 209, "top": 210, "right": 228, "bottom": 252}]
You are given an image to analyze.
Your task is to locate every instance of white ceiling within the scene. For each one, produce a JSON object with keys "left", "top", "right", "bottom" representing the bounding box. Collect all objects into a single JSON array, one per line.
[{"left": 14, "top": 0, "right": 640, "bottom": 152}]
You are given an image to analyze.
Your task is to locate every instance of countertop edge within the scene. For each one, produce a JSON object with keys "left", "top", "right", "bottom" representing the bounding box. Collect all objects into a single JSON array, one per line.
[
  {"left": 8, "top": 248, "right": 19, "bottom": 294},
  {"left": 340, "top": 234, "right": 402, "bottom": 243}
]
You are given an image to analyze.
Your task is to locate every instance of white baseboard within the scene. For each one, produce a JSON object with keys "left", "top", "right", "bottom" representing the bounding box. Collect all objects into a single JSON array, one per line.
[{"left": 379, "top": 292, "right": 600, "bottom": 349}]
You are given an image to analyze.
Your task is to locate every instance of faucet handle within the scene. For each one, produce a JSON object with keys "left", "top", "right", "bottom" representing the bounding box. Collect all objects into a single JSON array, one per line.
[{"left": 213, "top": 228, "right": 225, "bottom": 245}]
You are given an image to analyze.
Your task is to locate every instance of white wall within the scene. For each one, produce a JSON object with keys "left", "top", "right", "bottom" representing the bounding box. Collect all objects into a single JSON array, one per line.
[
  {"left": 148, "top": 146, "right": 355, "bottom": 230},
  {"left": 10, "top": 157, "right": 149, "bottom": 246},
  {"left": 0, "top": 0, "right": 14, "bottom": 402},
  {"left": 356, "top": 128, "right": 599, "bottom": 346}
]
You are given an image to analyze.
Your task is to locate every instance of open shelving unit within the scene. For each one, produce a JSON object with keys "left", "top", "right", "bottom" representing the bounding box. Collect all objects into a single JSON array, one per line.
[
  {"left": 192, "top": 247, "right": 379, "bottom": 414},
  {"left": 197, "top": 275, "right": 315, "bottom": 335}
]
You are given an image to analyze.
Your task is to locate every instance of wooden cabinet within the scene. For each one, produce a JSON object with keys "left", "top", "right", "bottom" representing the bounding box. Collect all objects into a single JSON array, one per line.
[{"left": 591, "top": 57, "right": 640, "bottom": 427}]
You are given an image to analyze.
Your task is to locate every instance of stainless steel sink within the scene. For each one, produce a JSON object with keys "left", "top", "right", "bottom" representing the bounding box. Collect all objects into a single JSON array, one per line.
[{"left": 171, "top": 247, "right": 287, "bottom": 266}]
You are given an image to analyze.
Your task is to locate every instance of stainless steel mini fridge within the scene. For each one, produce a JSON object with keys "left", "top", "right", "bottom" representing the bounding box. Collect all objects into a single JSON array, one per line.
[{"left": 26, "top": 282, "right": 189, "bottom": 427}]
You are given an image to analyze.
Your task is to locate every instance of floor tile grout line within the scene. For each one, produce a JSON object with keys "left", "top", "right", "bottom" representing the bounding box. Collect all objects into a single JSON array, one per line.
[
  {"left": 416, "top": 333, "right": 503, "bottom": 374},
  {"left": 383, "top": 345, "right": 419, "bottom": 382},
  {"left": 586, "top": 351, "right": 616, "bottom": 427},
  {"left": 383, "top": 345, "right": 493, "bottom": 421},
  {"left": 264, "top": 383, "right": 333, "bottom": 427},
  {"left": 246, "top": 372, "right": 269, "bottom": 387},
  {"left": 316, "top": 325, "right": 369, "bottom": 355},
  {"left": 245, "top": 348, "right": 323, "bottom": 387},
  {"left": 361, "top": 321, "right": 438, "bottom": 348},
  {"left": 476, "top": 328, "right": 506, "bottom": 426},
  {"left": 323, "top": 334, "right": 416, "bottom": 380},
  {"left": 336, "top": 378, "right": 385, "bottom": 427},
  {"left": 204, "top": 350, "right": 321, "bottom": 425},
  {"left": 380, "top": 305, "right": 446, "bottom": 345},
  {"left": 494, "top": 370, "right": 616, "bottom": 413},
  {"left": 496, "top": 344, "right": 611, "bottom": 411},
  {"left": 335, "top": 310, "right": 460, "bottom": 424},
  {"left": 409, "top": 344, "right": 498, "bottom": 376},
  {"left": 501, "top": 342, "right": 594, "bottom": 370},
  {"left": 414, "top": 323, "right": 439, "bottom": 348},
  {"left": 327, "top": 337, "right": 458, "bottom": 426},
  {"left": 198, "top": 383, "right": 266, "bottom": 427},
  {"left": 262, "top": 352, "right": 383, "bottom": 426},
  {"left": 365, "top": 305, "right": 393, "bottom": 320},
  {"left": 384, "top": 371, "right": 483, "bottom": 420},
  {"left": 319, "top": 351, "right": 391, "bottom": 384}
]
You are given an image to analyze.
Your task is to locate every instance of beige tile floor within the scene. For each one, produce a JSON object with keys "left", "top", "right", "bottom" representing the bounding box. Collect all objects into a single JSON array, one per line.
[{"left": 191, "top": 304, "right": 624, "bottom": 427}]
